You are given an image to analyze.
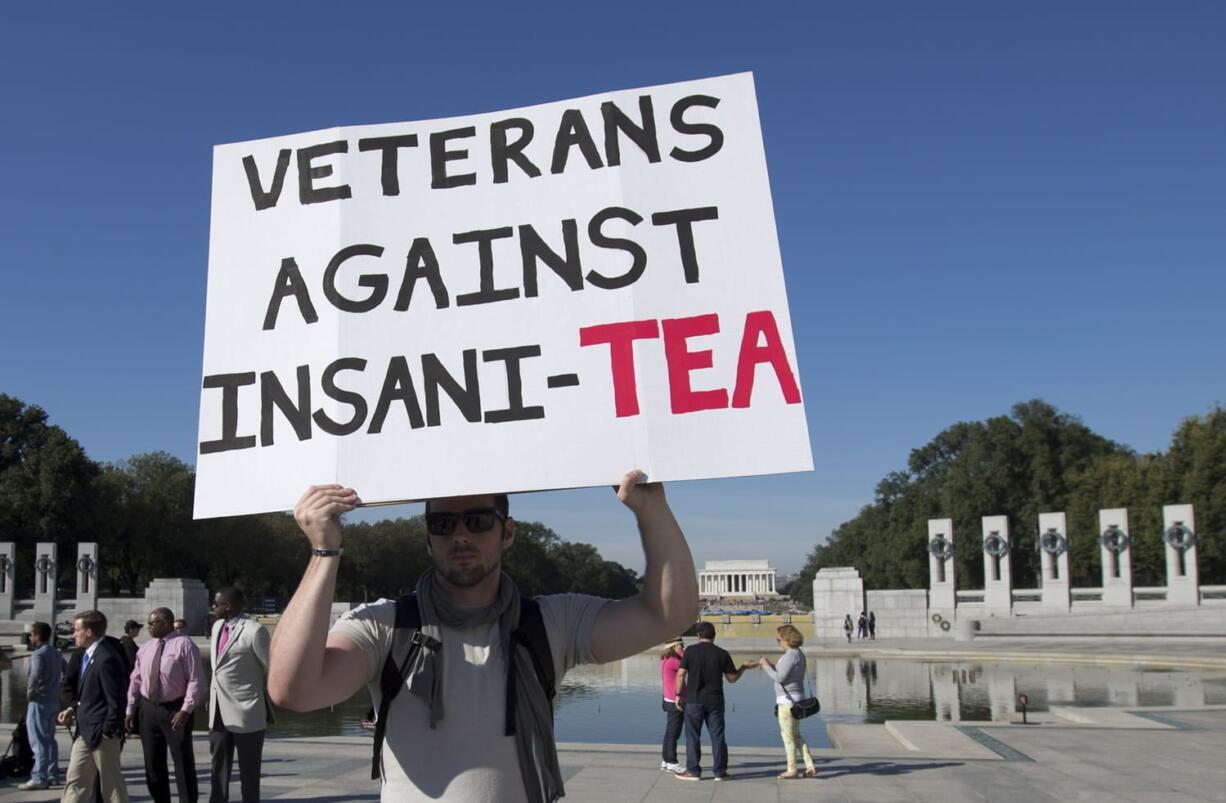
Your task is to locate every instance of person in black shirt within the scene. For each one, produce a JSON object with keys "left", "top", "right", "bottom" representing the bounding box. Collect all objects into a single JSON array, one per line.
[
  {"left": 119, "top": 620, "right": 141, "bottom": 668},
  {"left": 672, "top": 621, "right": 755, "bottom": 781}
]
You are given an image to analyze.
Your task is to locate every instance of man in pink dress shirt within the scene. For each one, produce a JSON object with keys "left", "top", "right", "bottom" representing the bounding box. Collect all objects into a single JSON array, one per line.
[{"left": 126, "top": 607, "right": 204, "bottom": 803}]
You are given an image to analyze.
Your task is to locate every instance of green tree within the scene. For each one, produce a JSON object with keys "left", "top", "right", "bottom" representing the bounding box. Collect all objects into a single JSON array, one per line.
[
  {"left": 0, "top": 395, "right": 100, "bottom": 594},
  {"left": 501, "top": 521, "right": 563, "bottom": 597},
  {"left": 792, "top": 400, "right": 1129, "bottom": 600},
  {"left": 338, "top": 518, "right": 430, "bottom": 601},
  {"left": 94, "top": 452, "right": 201, "bottom": 594},
  {"left": 1164, "top": 406, "right": 1226, "bottom": 583}
]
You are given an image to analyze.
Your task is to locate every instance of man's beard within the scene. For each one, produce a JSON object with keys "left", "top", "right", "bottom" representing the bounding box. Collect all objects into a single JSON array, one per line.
[{"left": 438, "top": 552, "right": 498, "bottom": 588}]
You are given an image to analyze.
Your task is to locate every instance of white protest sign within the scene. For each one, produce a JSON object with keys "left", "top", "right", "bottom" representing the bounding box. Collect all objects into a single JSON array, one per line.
[{"left": 194, "top": 72, "right": 812, "bottom": 519}]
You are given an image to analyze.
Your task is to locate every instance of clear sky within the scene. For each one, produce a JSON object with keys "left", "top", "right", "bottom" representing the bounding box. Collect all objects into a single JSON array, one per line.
[{"left": 1, "top": 3, "right": 1223, "bottom": 576}]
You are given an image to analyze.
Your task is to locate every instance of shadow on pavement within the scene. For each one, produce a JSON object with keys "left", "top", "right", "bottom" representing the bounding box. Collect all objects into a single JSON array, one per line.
[{"left": 818, "top": 760, "right": 964, "bottom": 778}]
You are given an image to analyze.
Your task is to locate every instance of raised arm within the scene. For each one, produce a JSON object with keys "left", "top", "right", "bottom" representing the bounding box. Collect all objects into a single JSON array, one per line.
[
  {"left": 268, "top": 484, "right": 372, "bottom": 712},
  {"left": 590, "top": 470, "right": 699, "bottom": 664}
]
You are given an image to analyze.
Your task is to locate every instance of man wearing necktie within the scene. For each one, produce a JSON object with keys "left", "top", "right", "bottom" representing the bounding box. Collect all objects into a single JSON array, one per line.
[
  {"left": 126, "top": 607, "right": 204, "bottom": 803},
  {"left": 58, "top": 610, "right": 130, "bottom": 803},
  {"left": 208, "top": 588, "right": 273, "bottom": 803}
]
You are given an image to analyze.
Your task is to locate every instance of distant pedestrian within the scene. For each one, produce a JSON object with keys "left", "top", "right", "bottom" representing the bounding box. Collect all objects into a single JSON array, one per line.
[
  {"left": 673, "top": 622, "right": 756, "bottom": 782},
  {"left": 759, "top": 625, "right": 816, "bottom": 779},
  {"left": 119, "top": 621, "right": 141, "bottom": 668},
  {"left": 856, "top": 612, "right": 867, "bottom": 639},
  {"left": 868, "top": 611, "right": 876, "bottom": 640},
  {"left": 209, "top": 588, "right": 272, "bottom": 803},
  {"left": 174, "top": 619, "right": 188, "bottom": 636},
  {"left": 659, "top": 637, "right": 686, "bottom": 773},
  {"left": 18, "top": 621, "right": 62, "bottom": 791},
  {"left": 842, "top": 615, "right": 853, "bottom": 643},
  {"left": 127, "top": 607, "right": 204, "bottom": 803}
]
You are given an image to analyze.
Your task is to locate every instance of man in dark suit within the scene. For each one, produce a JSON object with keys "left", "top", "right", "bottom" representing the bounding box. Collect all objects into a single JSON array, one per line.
[
  {"left": 119, "top": 620, "right": 141, "bottom": 667},
  {"left": 58, "top": 609, "right": 130, "bottom": 803}
]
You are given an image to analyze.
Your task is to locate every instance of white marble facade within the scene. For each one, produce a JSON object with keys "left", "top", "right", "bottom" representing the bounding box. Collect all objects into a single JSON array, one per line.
[{"left": 699, "top": 559, "right": 779, "bottom": 597}]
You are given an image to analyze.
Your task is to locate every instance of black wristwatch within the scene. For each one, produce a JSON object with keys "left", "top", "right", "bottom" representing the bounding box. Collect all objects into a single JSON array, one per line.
[{"left": 311, "top": 547, "right": 343, "bottom": 558}]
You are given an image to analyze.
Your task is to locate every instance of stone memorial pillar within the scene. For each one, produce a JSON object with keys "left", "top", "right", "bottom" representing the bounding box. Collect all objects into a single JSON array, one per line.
[
  {"left": 1038, "top": 512, "right": 1071, "bottom": 612},
  {"left": 927, "top": 518, "right": 956, "bottom": 619},
  {"left": 75, "top": 543, "right": 99, "bottom": 614},
  {"left": 33, "top": 542, "right": 57, "bottom": 622},
  {"left": 143, "top": 578, "right": 210, "bottom": 636},
  {"left": 0, "top": 543, "right": 14, "bottom": 621},
  {"left": 1162, "top": 503, "right": 1199, "bottom": 606},
  {"left": 811, "top": 567, "right": 865, "bottom": 641},
  {"left": 981, "top": 516, "right": 1012, "bottom": 617},
  {"left": 1098, "top": 508, "right": 1132, "bottom": 609}
]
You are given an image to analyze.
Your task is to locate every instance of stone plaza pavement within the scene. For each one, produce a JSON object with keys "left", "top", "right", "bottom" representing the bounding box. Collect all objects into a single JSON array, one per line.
[{"left": 1, "top": 706, "right": 1225, "bottom": 802}]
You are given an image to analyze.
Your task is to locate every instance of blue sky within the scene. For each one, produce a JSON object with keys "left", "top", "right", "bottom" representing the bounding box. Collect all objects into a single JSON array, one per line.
[{"left": 1, "top": 3, "right": 1223, "bottom": 575}]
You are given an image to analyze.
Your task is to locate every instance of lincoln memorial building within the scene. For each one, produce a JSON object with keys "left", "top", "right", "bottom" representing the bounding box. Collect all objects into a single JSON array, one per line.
[{"left": 698, "top": 560, "right": 780, "bottom": 599}]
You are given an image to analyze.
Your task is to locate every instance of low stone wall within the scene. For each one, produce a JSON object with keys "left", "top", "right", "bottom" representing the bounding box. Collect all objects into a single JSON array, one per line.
[
  {"left": 975, "top": 605, "right": 1226, "bottom": 636},
  {"left": 812, "top": 567, "right": 865, "bottom": 644},
  {"left": 97, "top": 598, "right": 148, "bottom": 630},
  {"left": 866, "top": 590, "right": 930, "bottom": 638},
  {"left": 99, "top": 578, "right": 211, "bottom": 636},
  {"left": 698, "top": 613, "right": 817, "bottom": 640}
]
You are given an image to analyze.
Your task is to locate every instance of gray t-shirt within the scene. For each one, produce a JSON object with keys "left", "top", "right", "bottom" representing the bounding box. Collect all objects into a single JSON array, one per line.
[{"left": 332, "top": 593, "right": 607, "bottom": 802}]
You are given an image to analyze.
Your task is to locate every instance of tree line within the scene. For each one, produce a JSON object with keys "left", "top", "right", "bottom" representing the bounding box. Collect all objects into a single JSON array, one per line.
[
  {"left": 789, "top": 400, "right": 1226, "bottom": 607},
  {"left": 0, "top": 393, "right": 640, "bottom": 602}
]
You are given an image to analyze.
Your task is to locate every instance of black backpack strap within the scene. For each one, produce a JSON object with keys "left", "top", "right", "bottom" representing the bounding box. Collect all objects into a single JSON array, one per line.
[
  {"left": 503, "top": 596, "right": 556, "bottom": 737},
  {"left": 371, "top": 593, "right": 441, "bottom": 780}
]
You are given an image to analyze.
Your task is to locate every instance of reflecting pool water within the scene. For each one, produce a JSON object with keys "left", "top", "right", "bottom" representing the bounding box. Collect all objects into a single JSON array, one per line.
[
  {"left": 4, "top": 651, "right": 1223, "bottom": 747},
  {"left": 552, "top": 652, "right": 1226, "bottom": 747}
]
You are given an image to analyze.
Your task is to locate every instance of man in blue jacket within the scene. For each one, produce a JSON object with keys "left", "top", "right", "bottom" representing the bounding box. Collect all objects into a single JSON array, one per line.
[{"left": 18, "top": 621, "right": 62, "bottom": 790}]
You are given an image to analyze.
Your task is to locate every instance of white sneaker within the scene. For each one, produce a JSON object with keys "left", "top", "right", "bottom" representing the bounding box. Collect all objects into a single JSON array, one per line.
[
  {"left": 18, "top": 780, "right": 50, "bottom": 790},
  {"left": 663, "top": 762, "right": 682, "bottom": 773}
]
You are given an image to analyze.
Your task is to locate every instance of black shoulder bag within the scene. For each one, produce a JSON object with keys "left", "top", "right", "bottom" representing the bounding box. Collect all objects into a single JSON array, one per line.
[{"left": 774, "top": 650, "right": 821, "bottom": 720}]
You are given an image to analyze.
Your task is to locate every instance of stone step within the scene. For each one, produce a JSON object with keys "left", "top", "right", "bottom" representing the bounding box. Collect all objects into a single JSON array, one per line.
[
  {"left": 826, "top": 723, "right": 911, "bottom": 755},
  {"left": 883, "top": 721, "right": 1002, "bottom": 759},
  {"left": 1048, "top": 706, "right": 1173, "bottom": 728}
]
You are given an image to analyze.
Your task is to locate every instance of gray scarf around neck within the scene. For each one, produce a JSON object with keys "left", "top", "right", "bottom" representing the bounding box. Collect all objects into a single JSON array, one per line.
[{"left": 406, "top": 567, "right": 563, "bottom": 803}]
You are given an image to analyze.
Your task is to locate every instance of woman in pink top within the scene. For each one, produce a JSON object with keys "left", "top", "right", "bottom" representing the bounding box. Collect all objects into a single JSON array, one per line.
[{"left": 659, "top": 637, "right": 685, "bottom": 772}]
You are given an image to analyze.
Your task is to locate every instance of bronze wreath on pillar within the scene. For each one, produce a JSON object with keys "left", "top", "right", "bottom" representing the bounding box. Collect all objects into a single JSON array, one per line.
[
  {"left": 983, "top": 533, "right": 1010, "bottom": 558},
  {"left": 1038, "top": 528, "right": 1068, "bottom": 556},
  {"left": 1100, "top": 525, "right": 1130, "bottom": 553},
  {"left": 1164, "top": 523, "right": 1195, "bottom": 551},
  {"left": 928, "top": 535, "right": 954, "bottom": 561}
]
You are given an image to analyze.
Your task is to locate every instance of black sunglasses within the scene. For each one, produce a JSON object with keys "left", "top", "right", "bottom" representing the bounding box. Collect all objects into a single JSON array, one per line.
[{"left": 426, "top": 508, "right": 506, "bottom": 537}]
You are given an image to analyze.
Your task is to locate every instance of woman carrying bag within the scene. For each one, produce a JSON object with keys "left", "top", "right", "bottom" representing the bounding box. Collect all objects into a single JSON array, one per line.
[{"left": 758, "top": 625, "right": 817, "bottom": 779}]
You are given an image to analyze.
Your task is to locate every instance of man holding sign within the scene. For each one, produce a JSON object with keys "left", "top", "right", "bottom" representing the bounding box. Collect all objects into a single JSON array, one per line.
[
  {"left": 206, "top": 72, "right": 805, "bottom": 801},
  {"left": 268, "top": 469, "right": 697, "bottom": 802}
]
